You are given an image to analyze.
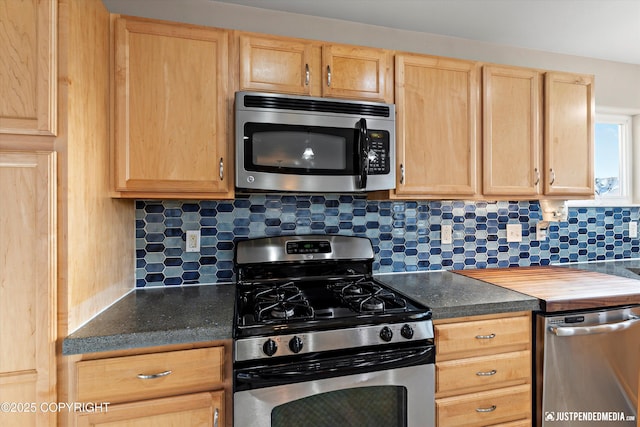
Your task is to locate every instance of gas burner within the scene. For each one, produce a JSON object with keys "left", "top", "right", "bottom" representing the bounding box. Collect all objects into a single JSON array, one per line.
[
  {"left": 360, "top": 297, "right": 385, "bottom": 312},
  {"left": 253, "top": 282, "right": 315, "bottom": 322},
  {"left": 270, "top": 305, "right": 296, "bottom": 319}
]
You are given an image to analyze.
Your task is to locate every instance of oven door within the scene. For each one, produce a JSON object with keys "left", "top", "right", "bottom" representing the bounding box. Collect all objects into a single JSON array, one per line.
[
  {"left": 233, "top": 344, "right": 434, "bottom": 427},
  {"left": 236, "top": 119, "right": 393, "bottom": 193}
]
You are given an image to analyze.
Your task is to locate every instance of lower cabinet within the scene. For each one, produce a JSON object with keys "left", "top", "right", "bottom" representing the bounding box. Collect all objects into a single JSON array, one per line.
[
  {"left": 71, "top": 345, "right": 227, "bottom": 427},
  {"left": 74, "top": 392, "right": 223, "bottom": 427},
  {"left": 434, "top": 312, "right": 532, "bottom": 427}
]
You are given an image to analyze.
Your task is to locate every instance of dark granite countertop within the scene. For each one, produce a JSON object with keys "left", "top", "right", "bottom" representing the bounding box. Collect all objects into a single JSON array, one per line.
[
  {"left": 376, "top": 271, "right": 541, "bottom": 319},
  {"left": 62, "top": 284, "right": 235, "bottom": 355},
  {"left": 62, "top": 259, "right": 640, "bottom": 355}
]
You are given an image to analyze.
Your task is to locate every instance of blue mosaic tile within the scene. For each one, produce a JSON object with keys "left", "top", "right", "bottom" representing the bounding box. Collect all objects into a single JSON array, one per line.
[{"left": 133, "top": 197, "right": 640, "bottom": 287}]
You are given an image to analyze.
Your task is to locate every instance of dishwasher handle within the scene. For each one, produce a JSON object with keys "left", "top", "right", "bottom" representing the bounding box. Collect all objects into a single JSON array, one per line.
[{"left": 549, "top": 314, "right": 640, "bottom": 336}]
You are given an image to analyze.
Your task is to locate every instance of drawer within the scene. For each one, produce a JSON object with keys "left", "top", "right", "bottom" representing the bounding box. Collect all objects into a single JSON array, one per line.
[
  {"left": 77, "top": 347, "right": 223, "bottom": 404},
  {"left": 437, "top": 350, "right": 530, "bottom": 394},
  {"left": 436, "top": 316, "right": 530, "bottom": 358},
  {"left": 436, "top": 384, "right": 531, "bottom": 427},
  {"left": 487, "top": 419, "right": 531, "bottom": 427}
]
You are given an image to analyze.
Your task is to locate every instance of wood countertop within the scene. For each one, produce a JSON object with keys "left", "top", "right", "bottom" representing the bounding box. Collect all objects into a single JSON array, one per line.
[{"left": 453, "top": 266, "right": 640, "bottom": 312}]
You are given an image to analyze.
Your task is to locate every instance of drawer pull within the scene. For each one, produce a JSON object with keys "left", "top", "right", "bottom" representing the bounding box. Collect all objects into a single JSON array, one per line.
[
  {"left": 214, "top": 408, "right": 219, "bottom": 427},
  {"left": 476, "top": 405, "right": 497, "bottom": 413},
  {"left": 475, "top": 333, "right": 496, "bottom": 339},
  {"left": 137, "top": 370, "right": 172, "bottom": 380},
  {"left": 476, "top": 369, "right": 497, "bottom": 376}
]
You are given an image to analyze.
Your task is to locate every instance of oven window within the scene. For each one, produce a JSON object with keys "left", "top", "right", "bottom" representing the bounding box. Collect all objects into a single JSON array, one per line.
[
  {"left": 244, "top": 123, "right": 357, "bottom": 175},
  {"left": 271, "top": 386, "right": 407, "bottom": 427}
]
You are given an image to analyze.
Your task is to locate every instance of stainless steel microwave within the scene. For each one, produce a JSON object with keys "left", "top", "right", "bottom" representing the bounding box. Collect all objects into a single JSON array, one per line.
[{"left": 235, "top": 91, "right": 396, "bottom": 193}]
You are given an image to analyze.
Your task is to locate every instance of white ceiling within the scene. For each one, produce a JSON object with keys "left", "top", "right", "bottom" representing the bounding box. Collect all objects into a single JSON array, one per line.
[{"left": 212, "top": 0, "right": 640, "bottom": 65}]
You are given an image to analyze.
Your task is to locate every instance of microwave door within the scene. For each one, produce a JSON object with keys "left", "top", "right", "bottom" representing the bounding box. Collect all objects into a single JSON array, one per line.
[{"left": 357, "top": 118, "right": 369, "bottom": 189}]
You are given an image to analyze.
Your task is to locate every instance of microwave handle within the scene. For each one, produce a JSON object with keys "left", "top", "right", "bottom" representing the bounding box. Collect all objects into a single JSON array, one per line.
[{"left": 357, "top": 118, "right": 369, "bottom": 189}]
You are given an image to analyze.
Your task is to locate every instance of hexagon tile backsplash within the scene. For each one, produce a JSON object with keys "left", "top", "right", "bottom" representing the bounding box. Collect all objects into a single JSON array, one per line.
[{"left": 135, "top": 195, "right": 640, "bottom": 287}]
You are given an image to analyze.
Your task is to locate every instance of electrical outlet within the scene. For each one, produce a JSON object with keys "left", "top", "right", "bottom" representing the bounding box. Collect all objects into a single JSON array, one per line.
[
  {"left": 630, "top": 222, "right": 638, "bottom": 239},
  {"left": 506, "top": 223, "right": 522, "bottom": 243},
  {"left": 441, "top": 224, "right": 453, "bottom": 245},
  {"left": 186, "top": 230, "right": 201, "bottom": 252},
  {"left": 536, "top": 222, "right": 548, "bottom": 241}
]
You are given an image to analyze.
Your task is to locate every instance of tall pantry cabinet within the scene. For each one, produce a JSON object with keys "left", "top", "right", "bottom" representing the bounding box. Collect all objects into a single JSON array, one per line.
[
  {"left": 0, "top": 151, "right": 57, "bottom": 426},
  {"left": 0, "top": 0, "right": 134, "bottom": 426}
]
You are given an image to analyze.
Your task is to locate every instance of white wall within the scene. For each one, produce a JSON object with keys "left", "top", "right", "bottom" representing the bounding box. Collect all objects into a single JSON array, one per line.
[{"left": 104, "top": 0, "right": 640, "bottom": 111}]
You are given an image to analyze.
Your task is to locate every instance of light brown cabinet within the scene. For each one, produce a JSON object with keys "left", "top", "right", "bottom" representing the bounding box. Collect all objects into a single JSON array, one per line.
[
  {"left": 75, "top": 392, "right": 223, "bottom": 427},
  {"left": 483, "top": 66, "right": 595, "bottom": 199},
  {"left": 0, "top": 151, "right": 57, "bottom": 427},
  {"left": 73, "top": 346, "right": 226, "bottom": 427},
  {"left": 544, "top": 71, "right": 595, "bottom": 197},
  {"left": 239, "top": 33, "right": 393, "bottom": 102},
  {"left": 112, "top": 16, "right": 233, "bottom": 199},
  {"left": 434, "top": 312, "right": 532, "bottom": 427},
  {"left": 393, "top": 53, "right": 480, "bottom": 199},
  {"left": 0, "top": 0, "right": 56, "bottom": 135},
  {"left": 482, "top": 65, "right": 542, "bottom": 197}
]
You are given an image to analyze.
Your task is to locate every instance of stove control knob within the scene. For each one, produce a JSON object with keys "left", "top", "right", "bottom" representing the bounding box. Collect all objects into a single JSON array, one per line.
[
  {"left": 289, "top": 336, "right": 304, "bottom": 353},
  {"left": 289, "top": 337, "right": 304, "bottom": 353},
  {"left": 380, "top": 326, "right": 393, "bottom": 342},
  {"left": 263, "top": 339, "right": 278, "bottom": 356},
  {"left": 401, "top": 324, "right": 414, "bottom": 339}
]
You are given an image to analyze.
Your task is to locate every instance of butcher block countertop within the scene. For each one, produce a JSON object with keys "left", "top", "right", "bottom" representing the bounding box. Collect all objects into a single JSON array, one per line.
[{"left": 453, "top": 266, "right": 640, "bottom": 312}]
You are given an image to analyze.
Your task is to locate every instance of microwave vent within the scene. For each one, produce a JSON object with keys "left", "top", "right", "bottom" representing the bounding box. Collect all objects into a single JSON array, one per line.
[{"left": 244, "top": 94, "right": 391, "bottom": 118}]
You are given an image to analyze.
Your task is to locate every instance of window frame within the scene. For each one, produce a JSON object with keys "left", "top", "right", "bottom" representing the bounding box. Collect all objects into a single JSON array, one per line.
[{"left": 568, "top": 110, "right": 635, "bottom": 207}]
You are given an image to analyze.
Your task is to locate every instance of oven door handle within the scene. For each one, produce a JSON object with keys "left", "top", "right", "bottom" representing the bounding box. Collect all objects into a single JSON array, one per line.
[
  {"left": 235, "top": 344, "right": 434, "bottom": 390},
  {"left": 357, "top": 118, "right": 369, "bottom": 189}
]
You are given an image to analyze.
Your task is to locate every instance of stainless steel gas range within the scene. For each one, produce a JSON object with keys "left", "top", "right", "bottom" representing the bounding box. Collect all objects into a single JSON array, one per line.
[{"left": 232, "top": 235, "right": 435, "bottom": 427}]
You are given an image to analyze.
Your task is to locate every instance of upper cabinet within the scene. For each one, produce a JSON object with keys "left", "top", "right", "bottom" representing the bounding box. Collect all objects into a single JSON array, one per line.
[
  {"left": 239, "top": 33, "right": 393, "bottom": 103},
  {"left": 112, "top": 16, "right": 233, "bottom": 199},
  {"left": 544, "top": 71, "right": 595, "bottom": 197},
  {"left": 393, "top": 53, "right": 480, "bottom": 199},
  {"left": 0, "top": 0, "right": 56, "bottom": 136},
  {"left": 483, "top": 65, "right": 542, "bottom": 197}
]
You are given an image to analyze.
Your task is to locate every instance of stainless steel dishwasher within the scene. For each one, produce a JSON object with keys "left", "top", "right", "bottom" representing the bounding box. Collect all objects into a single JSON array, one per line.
[{"left": 536, "top": 305, "right": 640, "bottom": 426}]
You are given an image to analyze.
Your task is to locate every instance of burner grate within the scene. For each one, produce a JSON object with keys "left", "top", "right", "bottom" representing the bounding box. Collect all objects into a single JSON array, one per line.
[
  {"left": 328, "top": 278, "right": 408, "bottom": 314},
  {"left": 253, "top": 282, "right": 315, "bottom": 322}
]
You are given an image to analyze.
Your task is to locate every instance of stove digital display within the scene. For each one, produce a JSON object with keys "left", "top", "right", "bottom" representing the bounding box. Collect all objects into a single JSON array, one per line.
[{"left": 286, "top": 240, "right": 331, "bottom": 254}]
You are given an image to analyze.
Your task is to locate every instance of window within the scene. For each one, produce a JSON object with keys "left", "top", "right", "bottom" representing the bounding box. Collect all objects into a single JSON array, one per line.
[{"left": 572, "top": 112, "right": 633, "bottom": 205}]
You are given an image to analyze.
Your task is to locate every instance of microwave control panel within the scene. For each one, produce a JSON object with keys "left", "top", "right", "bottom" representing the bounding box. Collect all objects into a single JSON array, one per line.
[{"left": 367, "top": 131, "right": 390, "bottom": 174}]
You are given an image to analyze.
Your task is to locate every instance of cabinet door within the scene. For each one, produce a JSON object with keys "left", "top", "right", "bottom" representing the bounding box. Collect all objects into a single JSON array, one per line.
[
  {"left": 239, "top": 34, "right": 314, "bottom": 95},
  {"left": 0, "top": 0, "right": 56, "bottom": 135},
  {"left": 75, "top": 392, "right": 224, "bottom": 427},
  {"left": 113, "top": 17, "right": 232, "bottom": 198},
  {"left": 483, "top": 66, "right": 542, "bottom": 197},
  {"left": 322, "top": 44, "right": 392, "bottom": 102},
  {"left": 544, "top": 72, "right": 594, "bottom": 197},
  {"left": 394, "top": 54, "right": 480, "bottom": 198},
  {"left": 0, "top": 151, "right": 56, "bottom": 427}
]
